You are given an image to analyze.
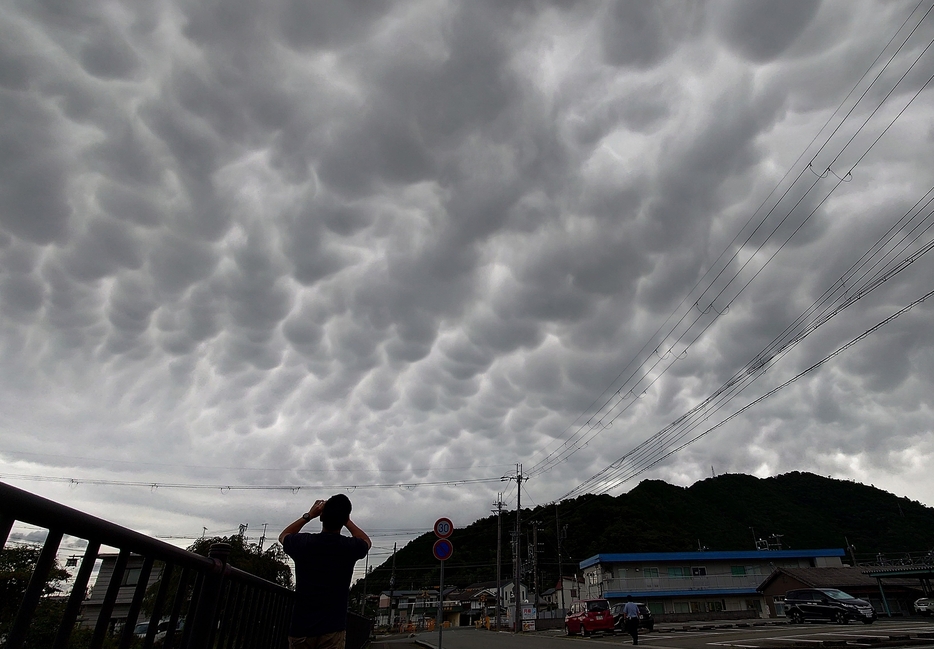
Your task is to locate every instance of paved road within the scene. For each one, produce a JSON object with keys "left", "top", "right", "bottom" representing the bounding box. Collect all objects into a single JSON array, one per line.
[{"left": 410, "top": 619, "right": 934, "bottom": 649}]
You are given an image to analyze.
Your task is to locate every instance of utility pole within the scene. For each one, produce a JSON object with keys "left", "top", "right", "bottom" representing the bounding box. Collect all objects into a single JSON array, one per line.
[
  {"left": 845, "top": 537, "right": 858, "bottom": 566},
  {"left": 532, "top": 521, "right": 541, "bottom": 613},
  {"left": 556, "top": 503, "right": 566, "bottom": 612},
  {"left": 258, "top": 523, "right": 269, "bottom": 550},
  {"left": 513, "top": 465, "right": 525, "bottom": 632},
  {"left": 360, "top": 554, "right": 369, "bottom": 615},
  {"left": 493, "top": 495, "right": 504, "bottom": 629},
  {"left": 389, "top": 543, "right": 397, "bottom": 631}
]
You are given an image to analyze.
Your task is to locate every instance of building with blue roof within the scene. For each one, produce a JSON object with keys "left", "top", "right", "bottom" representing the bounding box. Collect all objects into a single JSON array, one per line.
[{"left": 578, "top": 549, "right": 845, "bottom": 618}]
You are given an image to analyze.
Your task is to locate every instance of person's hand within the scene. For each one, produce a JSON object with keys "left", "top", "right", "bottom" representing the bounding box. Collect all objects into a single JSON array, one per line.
[{"left": 308, "top": 499, "right": 326, "bottom": 518}]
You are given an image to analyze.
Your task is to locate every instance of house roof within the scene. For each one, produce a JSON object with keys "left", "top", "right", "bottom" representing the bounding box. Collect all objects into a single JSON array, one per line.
[
  {"left": 864, "top": 565, "right": 934, "bottom": 580},
  {"left": 757, "top": 566, "right": 920, "bottom": 592},
  {"left": 581, "top": 549, "right": 845, "bottom": 569}
]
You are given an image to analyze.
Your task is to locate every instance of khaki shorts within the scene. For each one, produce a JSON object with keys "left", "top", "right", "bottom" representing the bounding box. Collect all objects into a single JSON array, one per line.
[{"left": 288, "top": 630, "right": 346, "bottom": 649}]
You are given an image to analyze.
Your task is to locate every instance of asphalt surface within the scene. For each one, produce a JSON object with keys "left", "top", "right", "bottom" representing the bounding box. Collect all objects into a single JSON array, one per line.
[{"left": 407, "top": 618, "right": 934, "bottom": 649}]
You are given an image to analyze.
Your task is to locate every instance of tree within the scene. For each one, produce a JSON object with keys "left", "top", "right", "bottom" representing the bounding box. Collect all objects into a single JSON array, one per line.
[
  {"left": 187, "top": 535, "right": 293, "bottom": 589},
  {"left": 143, "top": 534, "right": 293, "bottom": 618},
  {"left": 0, "top": 544, "right": 72, "bottom": 648}
]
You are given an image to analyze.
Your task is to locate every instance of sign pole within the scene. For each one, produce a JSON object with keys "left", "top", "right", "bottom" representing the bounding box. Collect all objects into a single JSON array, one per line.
[
  {"left": 432, "top": 518, "right": 454, "bottom": 649},
  {"left": 437, "top": 558, "right": 444, "bottom": 649}
]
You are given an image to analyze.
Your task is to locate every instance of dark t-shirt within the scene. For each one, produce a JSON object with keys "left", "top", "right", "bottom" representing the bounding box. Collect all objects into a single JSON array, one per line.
[{"left": 283, "top": 531, "right": 369, "bottom": 637}]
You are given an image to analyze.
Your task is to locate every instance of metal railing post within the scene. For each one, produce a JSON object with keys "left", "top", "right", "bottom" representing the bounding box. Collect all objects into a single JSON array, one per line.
[
  {"left": 215, "top": 579, "right": 239, "bottom": 648},
  {"left": 90, "top": 547, "right": 130, "bottom": 649},
  {"left": 0, "top": 514, "right": 13, "bottom": 549},
  {"left": 142, "top": 562, "right": 173, "bottom": 649},
  {"left": 186, "top": 542, "right": 230, "bottom": 648},
  {"left": 164, "top": 566, "right": 193, "bottom": 649},
  {"left": 53, "top": 540, "right": 101, "bottom": 649},
  {"left": 118, "top": 555, "right": 155, "bottom": 649},
  {"left": 7, "top": 528, "right": 65, "bottom": 649}
]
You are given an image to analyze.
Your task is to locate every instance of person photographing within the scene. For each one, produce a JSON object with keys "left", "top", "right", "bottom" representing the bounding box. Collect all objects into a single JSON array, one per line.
[{"left": 279, "top": 495, "right": 371, "bottom": 649}]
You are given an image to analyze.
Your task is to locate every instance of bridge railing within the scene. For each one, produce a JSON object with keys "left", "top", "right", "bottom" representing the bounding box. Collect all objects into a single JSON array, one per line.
[{"left": 0, "top": 480, "right": 294, "bottom": 649}]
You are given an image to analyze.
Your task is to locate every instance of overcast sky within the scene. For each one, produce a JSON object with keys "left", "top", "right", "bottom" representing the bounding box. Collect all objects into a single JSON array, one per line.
[{"left": 2, "top": 0, "right": 934, "bottom": 575}]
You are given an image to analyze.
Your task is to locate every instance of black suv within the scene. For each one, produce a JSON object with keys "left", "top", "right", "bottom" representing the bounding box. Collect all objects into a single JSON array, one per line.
[
  {"left": 784, "top": 588, "right": 876, "bottom": 625},
  {"left": 611, "top": 603, "right": 655, "bottom": 632}
]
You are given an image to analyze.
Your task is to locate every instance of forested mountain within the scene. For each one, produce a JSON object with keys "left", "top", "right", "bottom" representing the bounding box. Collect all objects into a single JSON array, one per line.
[{"left": 353, "top": 472, "right": 934, "bottom": 598}]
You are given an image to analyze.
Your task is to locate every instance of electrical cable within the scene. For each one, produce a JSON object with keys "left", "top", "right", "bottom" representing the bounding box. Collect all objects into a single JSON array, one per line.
[
  {"left": 564, "top": 282, "right": 934, "bottom": 499},
  {"left": 560, "top": 186, "right": 934, "bottom": 496},
  {"left": 0, "top": 474, "right": 505, "bottom": 491},
  {"left": 527, "top": 13, "right": 934, "bottom": 478}
]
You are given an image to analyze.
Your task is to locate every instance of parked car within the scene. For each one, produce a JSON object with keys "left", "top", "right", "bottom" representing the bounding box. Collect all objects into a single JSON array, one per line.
[
  {"left": 133, "top": 622, "right": 150, "bottom": 638},
  {"left": 611, "top": 602, "right": 655, "bottom": 632},
  {"left": 565, "top": 598, "right": 615, "bottom": 636},
  {"left": 915, "top": 597, "right": 932, "bottom": 615},
  {"left": 784, "top": 588, "right": 876, "bottom": 625}
]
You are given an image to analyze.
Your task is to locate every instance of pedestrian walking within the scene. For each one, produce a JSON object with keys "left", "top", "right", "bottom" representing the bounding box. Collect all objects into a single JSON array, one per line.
[
  {"left": 279, "top": 495, "right": 371, "bottom": 649},
  {"left": 622, "top": 596, "right": 640, "bottom": 645}
]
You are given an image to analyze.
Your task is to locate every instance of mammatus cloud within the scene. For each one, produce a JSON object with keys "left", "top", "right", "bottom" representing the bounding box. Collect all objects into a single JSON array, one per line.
[{"left": 1, "top": 1, "right": 933, "bottom": 574}]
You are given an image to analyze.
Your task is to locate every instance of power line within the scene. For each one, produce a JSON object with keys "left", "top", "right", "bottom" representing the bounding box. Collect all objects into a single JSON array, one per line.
[
  {"left": 527, "top": 9, "right": 934, "bottom": 478},
  {"left": 0, "top": 450, "right": 513, "bottom": 474},
  {"left": 564, "top": 286, "right": 934, "bottom": 499},
  {"left": 0, "top": 474, "right": 505, "bottom": 492}
]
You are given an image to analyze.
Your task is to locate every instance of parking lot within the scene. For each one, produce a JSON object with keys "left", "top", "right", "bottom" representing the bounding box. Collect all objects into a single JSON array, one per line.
[
  {"left": 409, "top": 619, "right": 934, "bottom": 649},
  {"left": 551, "top": 618, "right": 934, "bottom": 649}
]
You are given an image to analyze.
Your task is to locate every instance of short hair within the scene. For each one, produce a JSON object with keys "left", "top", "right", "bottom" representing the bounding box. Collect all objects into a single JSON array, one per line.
[{"left": 320, "top": 494, "right": 352, "bottom": 531}]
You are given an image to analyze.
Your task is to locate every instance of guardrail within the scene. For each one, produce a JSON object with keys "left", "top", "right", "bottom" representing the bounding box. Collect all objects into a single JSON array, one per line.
[{"left": 1, "top": 480, "right": 294, "bottom": 649}]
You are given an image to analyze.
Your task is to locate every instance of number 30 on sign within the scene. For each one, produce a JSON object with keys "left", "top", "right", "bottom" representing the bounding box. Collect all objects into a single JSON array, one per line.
[{"left": 433, "top": 517, "right": 454, "bottom": 539}]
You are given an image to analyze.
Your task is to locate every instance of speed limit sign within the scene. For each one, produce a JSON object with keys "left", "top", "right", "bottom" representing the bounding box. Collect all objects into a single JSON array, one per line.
[{"left": 434, "top": 517, "right": 454, "bottom": 539}]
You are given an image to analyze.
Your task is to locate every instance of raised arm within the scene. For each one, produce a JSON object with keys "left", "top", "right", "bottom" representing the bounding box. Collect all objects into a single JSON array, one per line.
[
  {"left": 345, "top": 518, "right": 371, "bottom": 549},
  {"left": 278, "top": 499, "right": 325, "bottom": 544}
]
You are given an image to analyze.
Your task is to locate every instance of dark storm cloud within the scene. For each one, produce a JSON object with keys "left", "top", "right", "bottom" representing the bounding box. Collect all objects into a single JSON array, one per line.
[
  {"left": 1, "top": 0, "right": 933, "bottom": 551},
  {"left": 716, "top": 0, "right": 823, "bottom": 62},
  {"left": 0, "top": 93, "right": 72, "bottom": 244},
  {"left": 79, "top": 26, "right": 143, "bottom": 80},
  {"left": 601, "top": 1, "right": 703, "bottom": 69}
]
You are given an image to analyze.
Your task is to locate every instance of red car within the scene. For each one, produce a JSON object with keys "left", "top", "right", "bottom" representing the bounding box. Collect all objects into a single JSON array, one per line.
[{"left": 565, "top": 599, "right": 615, "bottom": 636}]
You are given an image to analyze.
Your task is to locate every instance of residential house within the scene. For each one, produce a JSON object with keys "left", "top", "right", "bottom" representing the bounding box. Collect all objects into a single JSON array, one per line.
[
  {"left": 540, "top": 576, "right": 584, "bottom": 612},
  {"left": 757, "top": 566, "right": 923, "bottom": 618},
  {"left": 79, "top": 554, "right": 163, "bottom": 633},
  {"left": 580, "top": 549, "right": 845, "bottom": 618},
  {"left": 378, "top": 581, "right": 527, "bottom": 629}
]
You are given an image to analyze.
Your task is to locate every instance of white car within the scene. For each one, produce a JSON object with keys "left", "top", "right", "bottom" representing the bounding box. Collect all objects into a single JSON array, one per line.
[{"left": 915, "top": 598, "right": 931, "bottom": 615}]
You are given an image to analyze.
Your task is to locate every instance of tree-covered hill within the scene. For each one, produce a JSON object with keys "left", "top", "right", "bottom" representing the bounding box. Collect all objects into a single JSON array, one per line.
[{"left": 353, "top": 471, "right": 934, "bottom": 599}]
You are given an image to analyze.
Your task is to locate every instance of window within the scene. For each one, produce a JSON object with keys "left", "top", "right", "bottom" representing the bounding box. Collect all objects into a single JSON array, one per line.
[
  {"left": 691, "top": 566, "right": 707, "bottom": 576},
  {"left": 122, "top": 568, "right": 142, "bottom": 587},
  {"left": 706, "top": 600, "right": 724, "bottom": 612},
  {"left": 667, "top": 567, "right": 690, "bottom": 578},
  {"left": 644, "top": 567, "right": 659, "bottom": 579},
  {"left": 690, "top": 601, "right": 703, "bottom": 613},
  {"left": 731, "top": 566, "right": 746, "bottom": 577},
  {"left": 673, "top": 601, "right": 690, "bottom": 613},
  {"left": 745, "top": 599, "right": 762, "bottom": 613},
  {"left": 588, "top": 573, "right": 598, "bottom": 585}
]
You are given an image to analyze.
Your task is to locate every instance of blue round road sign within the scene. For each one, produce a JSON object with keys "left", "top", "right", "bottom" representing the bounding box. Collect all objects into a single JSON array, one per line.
[{"left": 433, "top": 538, "right": 454, "bottom": 561}]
